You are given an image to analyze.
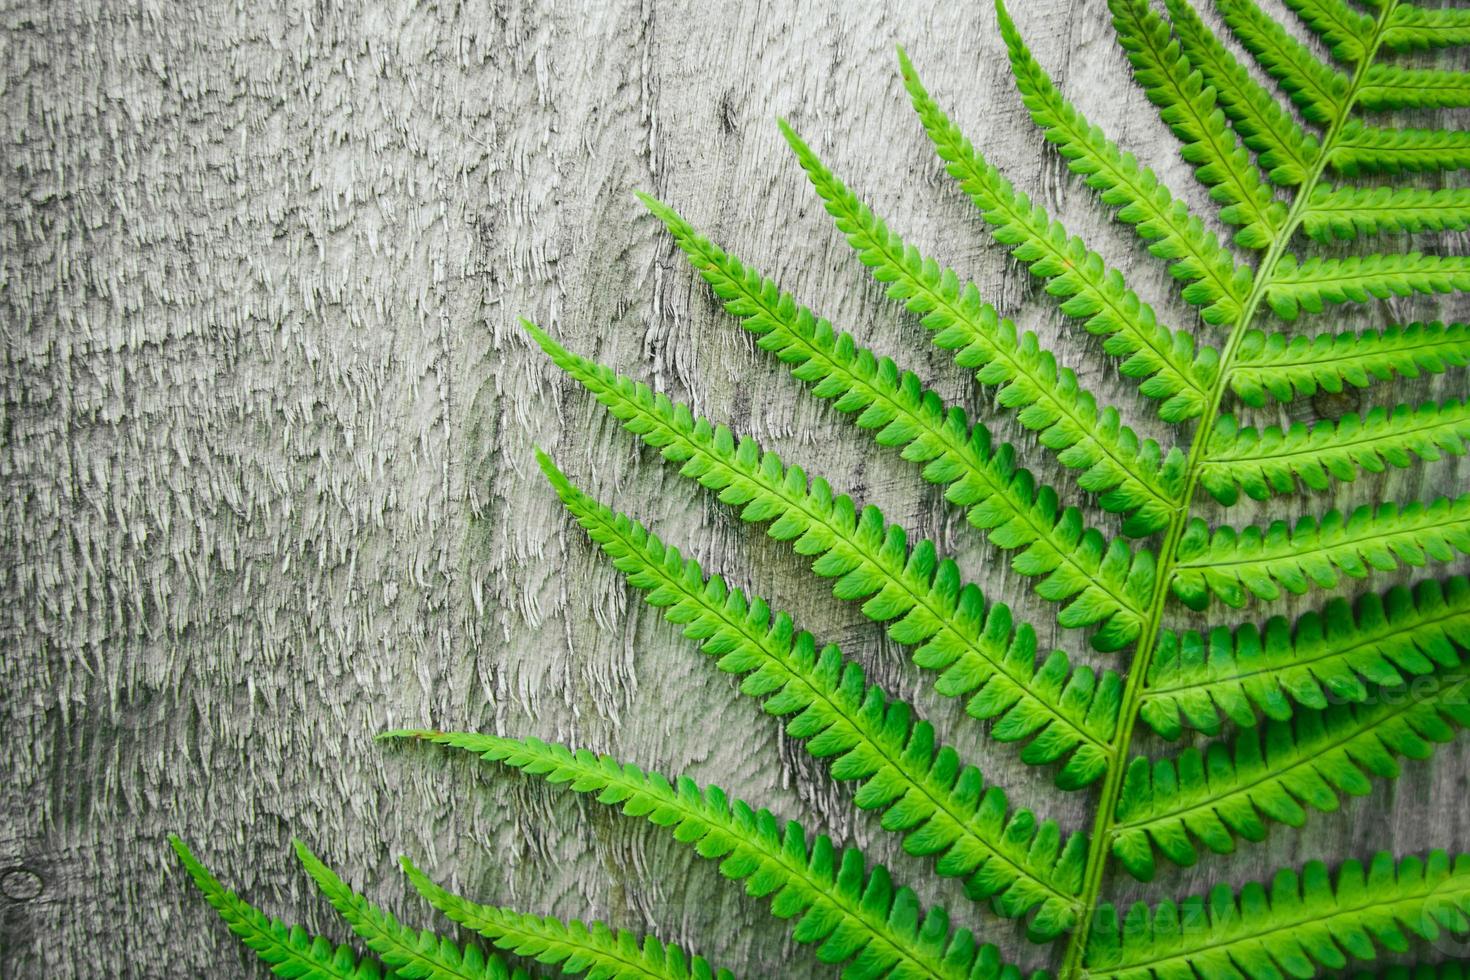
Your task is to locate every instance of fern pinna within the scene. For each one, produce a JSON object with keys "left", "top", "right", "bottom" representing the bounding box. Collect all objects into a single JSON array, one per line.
[{"left": 177, "top": 2, "right": 1470, "bottom": 979}]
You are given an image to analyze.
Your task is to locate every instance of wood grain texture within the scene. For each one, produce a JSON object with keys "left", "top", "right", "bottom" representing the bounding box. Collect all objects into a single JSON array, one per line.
[{"left": 2, "top": 0, "right": 1467, "bottom": 976}]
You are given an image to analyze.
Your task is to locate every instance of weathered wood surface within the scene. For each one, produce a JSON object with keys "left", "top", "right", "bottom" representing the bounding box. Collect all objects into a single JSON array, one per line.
[{"left": 3, "top": 0, "right": 1468, "bottom": 975}]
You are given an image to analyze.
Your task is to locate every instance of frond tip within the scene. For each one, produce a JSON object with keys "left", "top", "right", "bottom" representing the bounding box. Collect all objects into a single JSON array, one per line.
[
  {"left": 388, "top": 731, "right": 1037, "bottom": 977},
  {"left": 1086, "top": 852, "right": 1470, "bottom": 979}
]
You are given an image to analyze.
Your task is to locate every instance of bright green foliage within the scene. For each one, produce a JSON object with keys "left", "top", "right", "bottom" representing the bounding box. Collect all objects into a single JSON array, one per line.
[
  {"left": 780, "top": 118, "right": 1214, "bottom": 425},
  {"left": 1281, "top": 0, "right": 1375, "bottom": 62},
  {"left": 400, "top": 859, "right": 732, "bottom": 980},
  {"left": 1230, "top": 322, "right": 1470, "bottom": 407},
  {"left": 1303, "top": 186, "right": 1470, "bottom": 242},
  {"left": 1331, "top": 123, "right": 1470, "bottom": 176},
  {"left": 638, "top": 191, "right": 1184, "bottom": 541},
  {"left": 1216, "top": 0, "right": 1350, "bottom": 125},
  {"left": 1143, "top": 577, "right": 1470, "bottom": 738},
  {"left": 1109, "top": 0, "right": 1287, "bottom": 248},
  {"left": 534, "top": 450, "right": 1090, "bottom": 932},
  {"left": 181, "top": 0, "right": 1470, "bottom": 978},
  {"left": 1362, "top": 65, "right": 1470, "bottom": 112},
  {"left": 1200, "top": 400, "right": 1470, "bottom": 505},
  {"left": 1113, "top": 672, "right": 1470, "bottom": 879},
  {"left": 1162, "top": 0, "right": 1319, "bottom": 185},
  {"left": 389, "top": 731, "right": 1032, "bottom": 980},
  {"left": 991, "top": 1, "right": 1252, "bottom": 322},
  {"left": 1172, "top": 496, "right": 1470, "bottom": 609},
  {"left": 1383, "top": 7, "right": 1470, "bottom": 52},
  {"left": 294, "top": 842, "right": 536, "bottom": 980},
  {"left": 170, "top": 836, "right": 530, "bottom": 980},
  {"left": 524, "top": 327, "right": 1130, "bottom": 755},
  {"left": 1086, "top": 853, "right": 1470, "bottom": 979},
  {"left": 1267, "top": 254, "right": 1470, "bottom": 321}
]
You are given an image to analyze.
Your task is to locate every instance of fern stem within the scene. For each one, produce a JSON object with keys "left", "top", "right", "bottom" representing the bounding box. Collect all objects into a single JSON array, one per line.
[{"left": 1058, "top": 3, "right": 1402, "bottom": 976}]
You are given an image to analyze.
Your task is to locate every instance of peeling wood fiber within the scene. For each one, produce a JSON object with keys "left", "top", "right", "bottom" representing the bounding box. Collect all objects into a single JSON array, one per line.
[{"left": 2, "top": 0, "right": 1467, "bottom": 976}]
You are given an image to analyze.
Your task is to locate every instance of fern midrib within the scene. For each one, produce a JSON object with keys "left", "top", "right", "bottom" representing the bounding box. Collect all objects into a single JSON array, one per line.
[
  {"left": 1115, "top": 671, "right": 1470, "bottom": 834},
  {"left": 507, "top": 740, "right": 959, "bottom": 980},
  {"left": 1139, "top": 602, "right": 1470, "bottom": 702},
  {"left": 1202, "top": 408, "right": 1469, "bottom": 467},
  {"left": 1089, "top": 870, "right": 1470, "bottom": 979},
  {"left": 1059, "top": 4, "right": 1399, "bottom": 976},
  {"left": 593, "top": 506, "right": 1084, "bottom": 911}
]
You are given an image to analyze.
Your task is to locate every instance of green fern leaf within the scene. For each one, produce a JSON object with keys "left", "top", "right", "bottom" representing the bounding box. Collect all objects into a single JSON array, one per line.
[
  {"left": 400, "top": 859, "right": 732, "bottom": 980},
  {"left": 991, "top": 0, "right": 1255, "bottom": 315},
  {"left": 1266, "top": 254, "right": 1470, "bottom": 321},
  {"left": 1303, "top": 185, "right": 1470, "bottom": 242},
  {"left": 1229, "top": 322, "right": 1470, "bottom": 407},
  {"left": 1280, "top": 0, "right": 1376, "bottom": 62},
  {"left": 1171, "top": 496, "right": 1470, "bottom": 610},
  {"left": 1331, "top": 122, "right": 1470, "bottom": 176},
  {"left": 1362, "top": 65, "right": 1470, "bottom": 111},
  {"left": 391, "top": 732, "right": 1036, "bottom": 979},
  {"left": 536, "top": 451, "right": 1092, "bottom": 922},
  {"left": 295, "top": 841, "right": 533, "bottom": 980},
  {"left": 780, "top": 119, "right": 1216, "bottom": 423},
  {"left": 1383, "top": 6, "right": 1470, "bottom": 52},
  {"left": 1086, "top": 852, "right": 1470, "bottom": 978},
  {"left": 1216, "top": 0, "right": 1351, "bottom": 125},
  {"left": 171, "top": 836, "right": 530, "bottom": 980},
  {"left": 1162, "top": 0, "right": 1320, "bottom": 185},
  {"left": 1113, "top": 675, "right": 1470, "bottom": 878},
  {"left": 528, "top": 331, "right": 1138, "bottom": 740},
  {"left": 636, "top": 194, "right": 1184, "bottom": 543},
  {"left": 1142, "top": 578, "right": 1470, "bottom": 738},
  {"left": 1110, "top": 0, "right": 1288, "bottom": 246},
  {"left": 1200, "top": 400, "right": 1470, "bottom": 505}
]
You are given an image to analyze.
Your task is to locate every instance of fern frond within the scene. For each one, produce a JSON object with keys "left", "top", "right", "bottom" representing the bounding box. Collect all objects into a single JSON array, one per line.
[
  {"left": 1303, "top": 185, "right": 1470, "bottom": 242},
  {"left": 1331, "top": 122, "right": 1470, "bottom": 176},
  {"left": 294, "top": 841, "right": 531, "bottom": 980},
  {"left": 1215, "top": 0, "right": 1352, "bottom": 126},
  {"left": 1383, "top": 6, "right": 1470, "bottom": 52},
  {"left": 1142, "top": 578, "right": 1470, "bottom": 738},
  {"left": 781, "top": 119, "right": 1215, "bottom": 423},
  {"left": 170, "top": 836, "right": 527, "bottom": 980},
  {"left": 536, "top": 453, "right": 1092, "bottom": 924},
  {"left": 1199, "top": 400, "right": 1470, "bottom": 505},
  {"left": 1162, "top": 0, "right": 1320, "bottom": 185},
  {"left": 1266, "top": 254, "right": 1470, "bottom": 321},
  {"left": 1171, "top": 495, "right": 1470, "bottom": 610},
  {"left": 1229, "top": 322, "right": 1470, "bottom": 407},
  {"left": 990, "top": 1, "right": 1255, "bottom": 317},
  {"left": 1112, "top": 673, "right": 1470, "bottom": 878},
  {"left": 529, "top": 334, "right": 1136, "bottom": 752},
  {"left": 638, "top": 194, "right": 1183, "bottom": 542},
  {"left": 1086, "top": 852, "right": 1470, "bottom": 978},
  {"left": 391, "top": 732, "right": 1034, "bottom": 978},
  {"left": 1362, "top": 65, "right": 1470, "bottom": 111},
  {"left": 400, "top": 859, "right": 731, "bottom": 980},
  {"left": 1280, "top": 0, "right": 1376, "bottom": 63},
  {"left": 1109, "top": 0, "right": 1288, "bottom": 247}
]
